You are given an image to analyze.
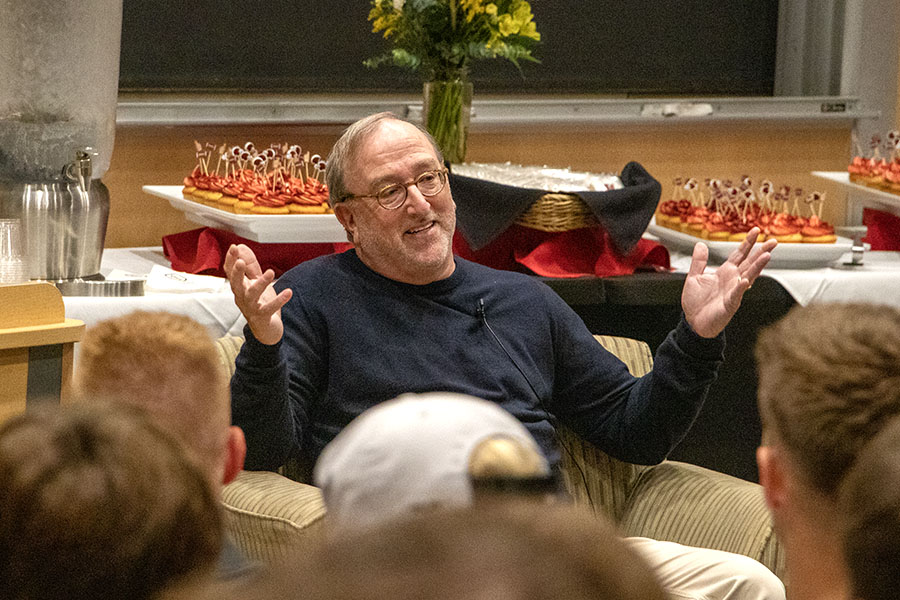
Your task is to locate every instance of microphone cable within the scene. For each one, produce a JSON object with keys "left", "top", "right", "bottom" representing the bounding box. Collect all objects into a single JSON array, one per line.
[{"left": 476, "top": 298, "right": 594, "bottom": 511}]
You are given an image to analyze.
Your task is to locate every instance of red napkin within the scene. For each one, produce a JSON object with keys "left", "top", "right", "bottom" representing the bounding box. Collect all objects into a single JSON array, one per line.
[
  {"left": 162, "top": 228, "right": 351, "bottom": 277},
  {"left": 163, "top": 225, "right": 669, "bottom": 280},
  {"left": 452, "top": 227, "right": 669, "bottom": 278},
  {"left": 863, "top": 208, "right": 900, "bottom": 251}
]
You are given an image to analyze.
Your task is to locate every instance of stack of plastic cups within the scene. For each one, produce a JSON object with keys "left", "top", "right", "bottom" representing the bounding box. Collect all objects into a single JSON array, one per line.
[{"left": 0, "top": 218, "right": 28, "bottom": 284}]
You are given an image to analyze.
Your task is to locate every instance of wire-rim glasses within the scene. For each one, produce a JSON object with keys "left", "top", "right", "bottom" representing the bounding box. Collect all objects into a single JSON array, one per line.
[{"left": 340, "top": 168, "right": 448, "bottom": 210}]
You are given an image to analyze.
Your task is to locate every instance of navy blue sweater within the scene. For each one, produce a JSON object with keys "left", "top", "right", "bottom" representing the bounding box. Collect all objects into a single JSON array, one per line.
[{"left": 231, "top": 250, "right": 724, "bottom": 473}]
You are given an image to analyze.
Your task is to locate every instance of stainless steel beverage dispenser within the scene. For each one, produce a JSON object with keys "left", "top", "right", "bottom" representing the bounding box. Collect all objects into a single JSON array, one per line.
[{"left": 0, "top": 0, "right": 123, "bottom": 284}]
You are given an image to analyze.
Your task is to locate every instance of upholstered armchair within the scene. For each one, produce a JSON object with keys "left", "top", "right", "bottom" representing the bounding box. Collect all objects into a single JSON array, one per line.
[
  {"left": 558, "top": 335, "right": 784, "bottom": 579},
  {"left": 216, "top": 334, "right": 784, "bottom": 580}
]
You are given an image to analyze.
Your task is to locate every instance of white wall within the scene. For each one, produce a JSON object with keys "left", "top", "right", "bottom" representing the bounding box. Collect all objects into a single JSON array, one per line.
[{"left": 842, "top": 0, "right": 900, "bottom": 149}]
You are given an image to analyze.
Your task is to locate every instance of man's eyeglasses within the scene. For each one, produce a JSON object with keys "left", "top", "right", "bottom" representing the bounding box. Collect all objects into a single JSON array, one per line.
[{"left": 340, "top": 168, "right": 448, "bottom": 210}]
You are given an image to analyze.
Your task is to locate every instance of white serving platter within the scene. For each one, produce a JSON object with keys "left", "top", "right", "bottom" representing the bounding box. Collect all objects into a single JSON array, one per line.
[
  {"left": 647, "top": 217, "right": 853, "bottom": 269},
  {"left": 143, "top": 185, "right": 346, "bottom": 243},
  {"left": 811, "top": 170, "right": 900, "bottom": 206}
]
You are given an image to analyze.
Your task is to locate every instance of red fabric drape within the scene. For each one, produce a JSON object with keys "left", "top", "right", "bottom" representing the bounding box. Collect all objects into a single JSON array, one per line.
[
  {"left": 453, "top": 226, "right": 669, "bottom": 278},
  {"left": 163, "top": 225, "right": 669, "bottom": 279},
  {"left": 863, "top": 208, "right": 900, "bottom": 251},
  {"left": 162, "top": 228, "right": 351, "bottom": 277}
]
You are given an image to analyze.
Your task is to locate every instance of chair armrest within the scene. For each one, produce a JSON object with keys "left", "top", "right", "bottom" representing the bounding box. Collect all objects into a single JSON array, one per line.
[
  {"left": 556, "top": 334, "right": 653, "bottom": 522},
  {"left": 215, "top": 335, "right": 244, "bottom": 378},
  {"left": 618, "top": 461, "right": 785, "bottom": 580},
  {"left": 222, "top": 470, "right": 327, "bottom": 563},
  {"left": 558, "top": 424, "right": 644, "bottom": 523}
]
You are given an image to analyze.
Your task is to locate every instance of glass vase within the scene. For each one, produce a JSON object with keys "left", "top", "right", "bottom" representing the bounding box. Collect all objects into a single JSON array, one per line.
[{"left": 423, "top": 77, "right": 473, "bottom": 164}]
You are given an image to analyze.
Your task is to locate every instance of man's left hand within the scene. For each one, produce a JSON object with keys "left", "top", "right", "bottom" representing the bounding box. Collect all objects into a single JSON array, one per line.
[{"left": 682, "top": 227, "right": 777, "bottom": 338}]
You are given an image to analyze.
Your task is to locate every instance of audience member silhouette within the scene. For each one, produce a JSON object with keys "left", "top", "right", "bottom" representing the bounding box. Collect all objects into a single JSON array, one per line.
[
  {"left": 838, "top": 417, "right": 900, "bottom": 600},
  {"left": 315, "top": 391, "right": 784, "bottom": 600},
  {"left": 0, "top": 403, "right": 221, "bottom": 600},
  {"left": 755, "top": 302, "right": 900, "bottom": 600},
  {"left": 162, "top": 502, "right": 669, "bottom": 600},
  {"left": 72, "top": 310, "right": 251, "bottom": 577}
]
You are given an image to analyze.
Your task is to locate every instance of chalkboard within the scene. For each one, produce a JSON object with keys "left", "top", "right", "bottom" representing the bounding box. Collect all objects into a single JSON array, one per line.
[{"left": 119, "top": 1, "right": 779, "bottom": 96}]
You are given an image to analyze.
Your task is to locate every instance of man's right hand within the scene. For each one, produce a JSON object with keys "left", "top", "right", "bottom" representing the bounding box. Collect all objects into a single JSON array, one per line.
[{"left": 224, "top": 244, "right": 293, "bottom": 345}]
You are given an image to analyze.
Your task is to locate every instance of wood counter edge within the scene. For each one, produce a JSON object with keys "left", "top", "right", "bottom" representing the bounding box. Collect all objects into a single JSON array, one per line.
[{"left": 0, "top": 319, "right": 85, "bottom": 350}]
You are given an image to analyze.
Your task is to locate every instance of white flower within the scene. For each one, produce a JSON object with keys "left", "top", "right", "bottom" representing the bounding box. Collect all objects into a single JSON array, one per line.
[{"left": 392, "top": 0, "right": 405, "bottom": 10}]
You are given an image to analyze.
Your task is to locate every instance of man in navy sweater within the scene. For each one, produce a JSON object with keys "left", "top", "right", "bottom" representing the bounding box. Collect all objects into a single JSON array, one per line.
[{"left": 226, "top": 112, "right": 783, "bottom": 599}]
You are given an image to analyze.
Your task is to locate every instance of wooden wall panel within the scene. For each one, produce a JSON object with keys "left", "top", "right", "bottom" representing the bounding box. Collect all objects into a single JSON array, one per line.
[{"left": 103, "top": 121, "right": 852, "bottom": 249}]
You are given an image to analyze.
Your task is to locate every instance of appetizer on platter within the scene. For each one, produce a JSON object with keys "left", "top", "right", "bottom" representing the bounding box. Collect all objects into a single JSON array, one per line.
[
  {"left": 182, "top": 141, "right": 331, "bottom": 214},
  {"left": 656, "top": 176, "right": 835, "bottom": 244},
  {"left": 848, "top": 131, "right": 900, "bottom": 194}
]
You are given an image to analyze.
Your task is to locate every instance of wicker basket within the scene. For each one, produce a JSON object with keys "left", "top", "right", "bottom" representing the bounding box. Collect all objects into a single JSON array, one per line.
[{"left": 515, "top": 193, "right": 599, "bottom": 232}]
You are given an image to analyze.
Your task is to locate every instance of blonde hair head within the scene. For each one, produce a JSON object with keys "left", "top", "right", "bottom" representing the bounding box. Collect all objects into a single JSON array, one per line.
[{"left": 73, "top": 311, "right": 230, "bottom": 481}]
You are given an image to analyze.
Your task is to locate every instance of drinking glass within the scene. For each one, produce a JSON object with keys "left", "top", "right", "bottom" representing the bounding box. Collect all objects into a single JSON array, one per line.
[{"left": 0, "top": 218, "right": 28, "bottom": 284}]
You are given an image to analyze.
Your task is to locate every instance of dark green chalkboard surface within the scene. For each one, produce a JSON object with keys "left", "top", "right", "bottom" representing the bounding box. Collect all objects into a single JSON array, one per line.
[{"left": 119, "top": 1, "right": 779, "bottom": 96}]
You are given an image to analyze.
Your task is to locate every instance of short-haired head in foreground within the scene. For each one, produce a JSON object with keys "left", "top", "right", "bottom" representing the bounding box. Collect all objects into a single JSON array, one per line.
[
  {"left": 73, "top": 310, "right": 243, "bottom": 488},
  {"left": 313, "top": 392, "right": 551, "bottom": 530},
  {"left": 755, "top": 302, "right": 900, "bottom": 498},
  {"left": 755, "top": 302, "right": 900, "bottom": 600},
  {"left": 838, "top": 417, "right": 900, "bottom": 600},
  {"left": 0, "top": 403, "right": 222, "bottom": 600},
  {"left": 164, "top": 502, "right": 667, "bottom": 600}
]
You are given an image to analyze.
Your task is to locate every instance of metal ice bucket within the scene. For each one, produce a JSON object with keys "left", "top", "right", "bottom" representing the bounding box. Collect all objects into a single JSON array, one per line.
[{"left": 0, "top": 150, "right": 109, "bottom": 280}]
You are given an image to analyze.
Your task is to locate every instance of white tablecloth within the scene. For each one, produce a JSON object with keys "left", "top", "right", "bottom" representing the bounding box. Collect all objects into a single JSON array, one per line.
[
  {"left": 63, "top": 247, "right": 246, "bottom": 338},
  {"left": 664, "top": 245, "right": 900, "bottom": 308},
  {"left": 66, "top": 244, "right": 900, "bottom": 341}
]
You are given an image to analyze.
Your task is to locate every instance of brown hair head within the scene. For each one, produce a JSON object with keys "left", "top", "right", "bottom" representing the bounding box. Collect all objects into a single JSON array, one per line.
[
  {"left": 755, "top": 302, "right": 900, "bottom": 497},
  {"left": 838, "top": 417, "right": 900, "bottom": 600},
  {"left": 0, "top": 403, "right": 222, "bottom": 600},
  {"left": 169, "top": 502, "right": 665, "bottom": 600}
]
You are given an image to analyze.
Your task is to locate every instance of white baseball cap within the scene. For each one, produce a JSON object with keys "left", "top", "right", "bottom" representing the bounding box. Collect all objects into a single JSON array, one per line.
[{"left": 313, "top": 391, "right": 549, "bottom": 530}]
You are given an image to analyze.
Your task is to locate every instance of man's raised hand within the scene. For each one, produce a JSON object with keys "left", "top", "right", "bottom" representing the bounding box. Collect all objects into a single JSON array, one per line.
[
  {"left": 681, "top": 228, "right": 777, "bottom": 338},
  {"left": 224, "top": 244, "right": 292, "bottom": 345}
]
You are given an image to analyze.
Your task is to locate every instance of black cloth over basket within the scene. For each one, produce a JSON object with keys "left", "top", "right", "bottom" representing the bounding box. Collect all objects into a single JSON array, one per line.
[{"left": 451, "top": 161, "right": 662, "bottom": 253}]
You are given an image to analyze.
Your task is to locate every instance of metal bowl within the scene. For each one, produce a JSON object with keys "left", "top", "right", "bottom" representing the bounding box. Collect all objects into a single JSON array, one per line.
[{"left": 54, "top": 278, "right": 144, "bottom": 297}]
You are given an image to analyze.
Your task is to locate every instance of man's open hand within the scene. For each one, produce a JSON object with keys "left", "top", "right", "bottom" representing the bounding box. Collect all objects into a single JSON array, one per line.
[
  {"left": 681, "top": 228, "right": 777, "bottom": 338},
  {"left": 224, "top": 244, "right": 292, "bottom": 345}
]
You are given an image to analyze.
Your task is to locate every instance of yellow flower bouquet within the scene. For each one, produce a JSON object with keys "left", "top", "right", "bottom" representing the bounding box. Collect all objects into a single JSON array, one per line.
[{"left": 365, "top": 0, "right": 541, "bottom": 162}]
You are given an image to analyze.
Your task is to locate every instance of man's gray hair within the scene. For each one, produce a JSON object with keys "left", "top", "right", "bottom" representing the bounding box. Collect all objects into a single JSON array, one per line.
[{"left": 324, "top": 112, "right": 443, "bottom": 207}]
